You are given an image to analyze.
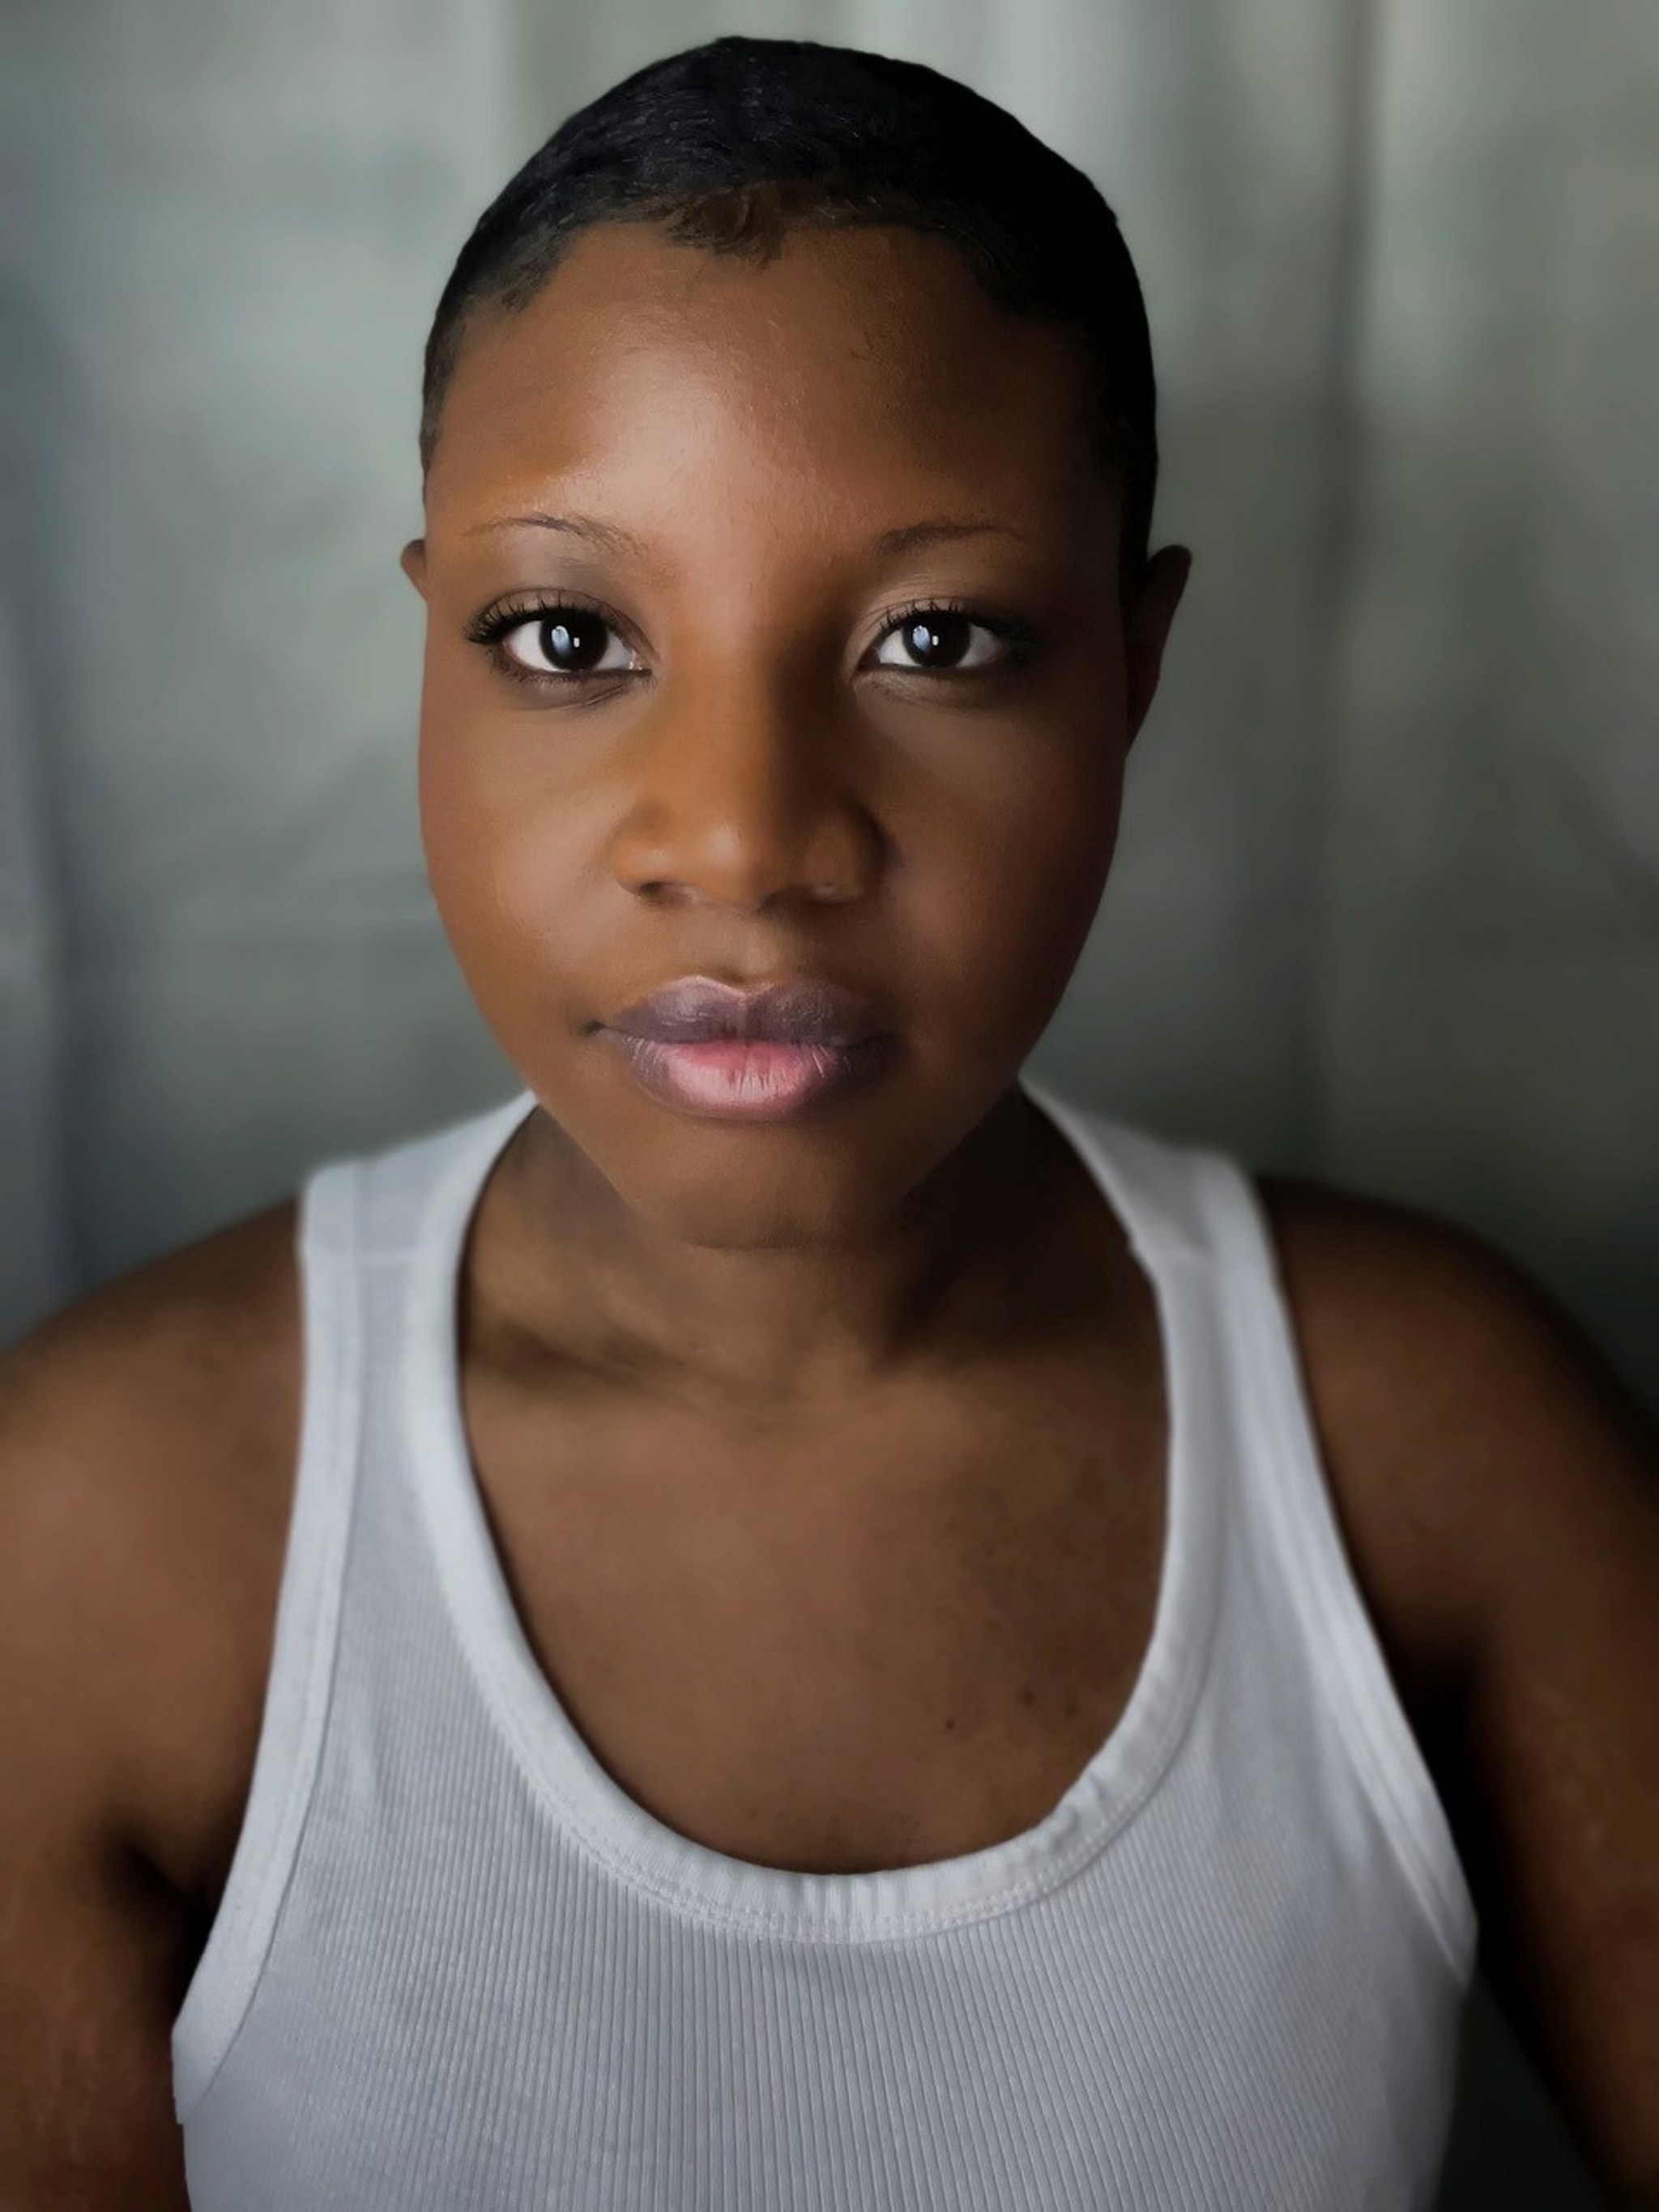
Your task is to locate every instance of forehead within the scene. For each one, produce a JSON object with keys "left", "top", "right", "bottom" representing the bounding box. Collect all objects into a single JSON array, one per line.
[{"left": 424, "top": 221, "right": 1115, "bottom": 551}]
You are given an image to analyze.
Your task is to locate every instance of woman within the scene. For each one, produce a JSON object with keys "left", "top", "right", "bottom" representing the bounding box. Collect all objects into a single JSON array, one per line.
[{"left": 2, "top": 35, "right": 1655, "bottom": 2211}]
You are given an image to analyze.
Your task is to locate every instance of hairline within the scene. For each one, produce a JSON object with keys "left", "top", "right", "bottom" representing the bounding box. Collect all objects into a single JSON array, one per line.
[{"left": 420, "top": 209, "right": 1153, "bottom": 602}]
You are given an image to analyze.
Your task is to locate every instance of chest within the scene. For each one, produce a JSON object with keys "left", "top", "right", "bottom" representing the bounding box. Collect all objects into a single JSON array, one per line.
[{"left": 456, "top": 1323, "right": 1169, "bottom": 1877}]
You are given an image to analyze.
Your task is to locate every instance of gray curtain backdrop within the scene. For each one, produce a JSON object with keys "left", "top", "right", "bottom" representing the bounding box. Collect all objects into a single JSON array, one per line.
[{"left": 4, "top": 1, "right": 1653, "bottom": 2202}]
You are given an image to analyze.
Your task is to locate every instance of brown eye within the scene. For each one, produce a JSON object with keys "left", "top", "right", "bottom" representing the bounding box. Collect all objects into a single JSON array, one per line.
[
  {"left": 872, "top": 609, "right": 1010, "bottom": 671},
  {"left": 501, "top": 608, "right": 637, "bottom": 677}
]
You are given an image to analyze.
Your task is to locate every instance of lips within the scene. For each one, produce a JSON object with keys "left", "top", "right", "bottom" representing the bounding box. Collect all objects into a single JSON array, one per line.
[
  {"left": 603, "top": 974, "right": 889, "bottom": 1049},
  {"left": 603, "top": 1029, "right": 897, "bottom": 1120}
]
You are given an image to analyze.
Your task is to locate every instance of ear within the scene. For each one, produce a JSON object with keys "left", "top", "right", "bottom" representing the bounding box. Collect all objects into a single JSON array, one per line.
[
  {"left": 1124, "top": 545, "right": 1192, "bottom": 749},
  {"left": 400, "top": 538, "right": 429, "bottom": 596}
]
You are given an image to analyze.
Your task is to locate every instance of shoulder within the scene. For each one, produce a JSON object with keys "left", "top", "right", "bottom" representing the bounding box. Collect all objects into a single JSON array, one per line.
[
  {"left": 0, "top": 1200, "right": 304, "bottom": 1897},
  {"left": 1246, "top": 1166, "right": 1657, "bottom": 1699},
  {"left": 1249, "top": 1170, "right": 1659, "bottom": 2199},
  {"left": 1248, "top": 1168, "right": 1655, "bottom": 1663},
  {"left": 0, "top": 1196, "right": 305, "bottom": 1558}
]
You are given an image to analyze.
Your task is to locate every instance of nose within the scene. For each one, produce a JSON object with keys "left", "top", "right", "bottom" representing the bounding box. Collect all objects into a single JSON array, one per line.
[{"left": 606, "top": 672, "right": 886, "bottom": 914}]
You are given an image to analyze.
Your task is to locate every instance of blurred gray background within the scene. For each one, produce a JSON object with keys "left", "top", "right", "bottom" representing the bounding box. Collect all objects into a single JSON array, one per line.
[{"left": 3, "top": 1, "right": 1655, "bottom": 2202}]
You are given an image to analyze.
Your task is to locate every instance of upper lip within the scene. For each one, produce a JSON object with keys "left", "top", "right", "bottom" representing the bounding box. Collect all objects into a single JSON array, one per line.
[{"left": 603, "top": 974, "right": 889, "bottom": 1046}]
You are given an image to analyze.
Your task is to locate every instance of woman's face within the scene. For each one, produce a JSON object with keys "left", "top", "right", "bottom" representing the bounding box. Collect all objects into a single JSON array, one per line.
[{"left": 404, "top": 219, "right": 1190, "bottom": 1248}]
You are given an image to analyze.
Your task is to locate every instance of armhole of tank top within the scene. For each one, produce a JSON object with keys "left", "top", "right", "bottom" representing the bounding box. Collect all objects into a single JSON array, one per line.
[
  {"left": 1198, "top": 1149, "right": 1479, "bottom": 1990},
  {"left": 169, "top": 1156, "right": 365, "bottom": 2126}
]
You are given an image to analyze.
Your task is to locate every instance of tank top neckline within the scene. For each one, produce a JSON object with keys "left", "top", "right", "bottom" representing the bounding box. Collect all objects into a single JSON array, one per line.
[{"left": 400, "top": 1069, "right": 1224, "bottom": 1940}]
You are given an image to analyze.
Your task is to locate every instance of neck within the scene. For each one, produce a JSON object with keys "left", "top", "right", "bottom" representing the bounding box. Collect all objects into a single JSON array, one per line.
[{"left": 475, "top": 1081, "right": 1104, "bottom": 1425}]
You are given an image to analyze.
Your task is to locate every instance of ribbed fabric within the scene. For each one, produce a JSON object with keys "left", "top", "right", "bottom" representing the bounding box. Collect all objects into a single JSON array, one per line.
[{"left": 170, "top": 1070, "right": 1478, "bottom": 2210}]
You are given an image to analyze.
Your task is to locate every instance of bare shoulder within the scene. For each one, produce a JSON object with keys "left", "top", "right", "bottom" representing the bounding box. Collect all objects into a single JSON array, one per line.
[
  {"left": 1252, "top": 1170, "right": 1659, "bottom": 2202},
  {"left": 0, "top": 1198, "right": 304, "bottom": 1896},
  {"left": 0, "top": 1202, "right": 303, "bottom": 2204},
  {"left": 1251, "top": 1170, "right": 1656, "bottom": 1681}
]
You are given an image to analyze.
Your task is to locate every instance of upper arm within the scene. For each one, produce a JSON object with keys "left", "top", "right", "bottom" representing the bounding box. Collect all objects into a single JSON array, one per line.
[
  {"left": 0, "top": 1203, "right": 298, "bottom": 2209},
  {"left": 0, "top": 1317, "right": 198, "bottom": 2210},
  {"left": 1259, "top": 1174, "right": 1659, "bottom": 2207},
  {"left": 1433, "top": 1259, "right": 1659, "bottom": 2206},
  {"left": 0, "top": 1780, "right": 193, "bottom": 2210}
]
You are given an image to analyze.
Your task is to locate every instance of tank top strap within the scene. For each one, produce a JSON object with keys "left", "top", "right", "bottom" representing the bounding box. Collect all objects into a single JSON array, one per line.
[
  {"left": 1019, "top": 1073, "right": 1224, "bottom": 1270},
  {"left": 172, "top": 1155, "right": 368, "bottom": 2121},
  {"left": 1192, "top": 1149, "right": 1479, "bottom": 1983},
  {"left": 346, "top": 1092, "right": 535, "bottom": 1267}
]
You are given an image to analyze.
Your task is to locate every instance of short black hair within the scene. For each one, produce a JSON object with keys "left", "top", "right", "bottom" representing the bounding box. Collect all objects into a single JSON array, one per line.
[{"left": 421, "top": 36, "right": 1160, "bottom": 595}]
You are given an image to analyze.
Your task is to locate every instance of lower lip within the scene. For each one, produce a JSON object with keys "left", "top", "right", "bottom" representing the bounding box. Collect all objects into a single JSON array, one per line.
[{"left": 603, "top": 1031, "right": 897, "bottom": 1120}]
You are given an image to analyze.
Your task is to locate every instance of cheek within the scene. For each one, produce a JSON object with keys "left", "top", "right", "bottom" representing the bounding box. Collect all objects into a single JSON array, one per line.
[
  {"left": 416, "top": 667, "right": 587, "bottom": 1012},
  {"left": 919, "top": 748, "right": 1126, "bottom": 1057},
  {"left": 416, "top": 676, "right": 492, "bottom": 934}
]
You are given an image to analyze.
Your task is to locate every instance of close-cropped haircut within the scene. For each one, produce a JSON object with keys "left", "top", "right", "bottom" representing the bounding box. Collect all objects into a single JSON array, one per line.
[{"left": 420, "top": 36, "right": 1161, "bottom": 596}]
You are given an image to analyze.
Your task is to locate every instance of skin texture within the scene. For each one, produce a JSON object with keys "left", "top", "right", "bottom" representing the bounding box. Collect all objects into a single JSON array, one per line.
[
  {"left": 2, "top": 211, "right": 1657, "bottom": 2210},
  {"left": 403, "top": 219, "right": 1191, "bottom": 1420}
]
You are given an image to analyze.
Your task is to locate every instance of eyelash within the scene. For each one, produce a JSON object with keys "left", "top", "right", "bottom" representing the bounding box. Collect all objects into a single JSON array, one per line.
[
  {"left": 463, "top": 591, "right": 628, "bottom": 692},
  {"left": 463, "top": 591, "right": 1041, "bottom": 691}
]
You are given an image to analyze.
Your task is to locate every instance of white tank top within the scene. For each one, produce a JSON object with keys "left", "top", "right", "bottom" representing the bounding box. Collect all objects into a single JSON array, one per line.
[{"left": 170, "top": 1072, "right": 1478, "bottom": 2210}]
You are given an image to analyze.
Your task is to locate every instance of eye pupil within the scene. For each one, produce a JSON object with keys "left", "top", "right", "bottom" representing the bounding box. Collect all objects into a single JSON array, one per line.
[
  {"left": 540, "top": 613, "right": 606, "bottom": 671},
  {"left": 905, "top": 612, "right": 971, "bottom": 667}
]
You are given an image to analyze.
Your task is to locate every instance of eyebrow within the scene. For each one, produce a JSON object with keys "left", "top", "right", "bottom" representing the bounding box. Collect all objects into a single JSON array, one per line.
[
  {"left": 463, "top": 512, "right": 1028, "bottom": 558},
  {"left": 462, "top": 510, "right": 645, "bottom": 553},
  {"left": 868, "top": 518, "right": 1029, "bottom": 556}
]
